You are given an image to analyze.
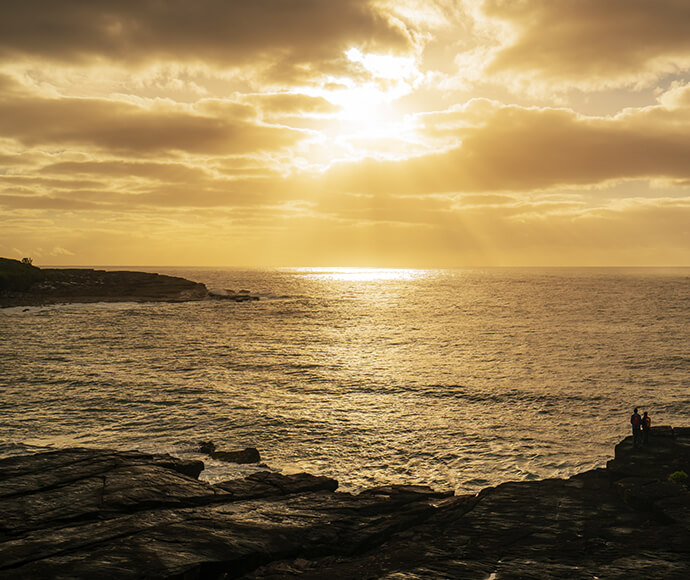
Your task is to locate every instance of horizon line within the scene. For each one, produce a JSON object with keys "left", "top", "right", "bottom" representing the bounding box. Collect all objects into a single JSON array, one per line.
[{"left": 21, "top": 263, "right": 690, "bottom": 270}]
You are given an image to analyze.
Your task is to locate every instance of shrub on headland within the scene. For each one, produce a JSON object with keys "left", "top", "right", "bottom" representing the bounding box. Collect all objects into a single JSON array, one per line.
[
  {"left": 669, "top": 470, "right": 688, "bottom": 486},
  {"left": 0, "top": 257, "right": 45, "bottom": 291}
]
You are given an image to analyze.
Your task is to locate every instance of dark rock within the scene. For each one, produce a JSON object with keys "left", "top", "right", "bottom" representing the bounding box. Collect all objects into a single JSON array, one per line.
[
  {"left": 216, "top": 471, "right": 338, "bottom": 500},
  {"left": 0, "top": 257, "right": 44, "bottom": 291},
  {"left": 207, "top": 288, "right": 260, "bottom": 302},
  {"left": 0, "top": 450, "right": 443, "bottom": 579},
  {"left": 211, "top": 294, "right": 259, "bottom": 302},
  {"left": 1, "top": 429, "right": 690, "bottom": 579},
  {"left": 211, "top": 447, "right": 261, "bottom": 464},
  {"left": 1, "top": 259, "right": 262, "bottom": 307},
  {"left": 652, "top": 425, "right": 675, "bottom": 438},
  {"left": 357, "top": 484, "right": 453, "bottom": 501},
  {"left": 198, "top": 442, "right": 261, "bottom": 464},
  {"left": 674, "top": 427, "right": 690, "bottom": 438},
  {"left": 209, "top": 292, "right": 260, "bottom": 302},
  {"left": 655, "top": 494, "right": 690, "bottom": 530},
  {"left": 198, "top": 440, "right": 216, "bottom": 455},
  {"left": 0, "top": 264, "right": 210, "bottom": 307},
  {"left": 615, "top": 477, "right": 686, "bottom": 510},
  {"left": 0, "top": 448, "right": 208, "bottom": 540}
]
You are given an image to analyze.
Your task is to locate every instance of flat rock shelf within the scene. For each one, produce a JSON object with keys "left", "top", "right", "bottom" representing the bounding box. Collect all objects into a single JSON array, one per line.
[{"left": 1, "top": 427, "right": 689, "bottom": 579}]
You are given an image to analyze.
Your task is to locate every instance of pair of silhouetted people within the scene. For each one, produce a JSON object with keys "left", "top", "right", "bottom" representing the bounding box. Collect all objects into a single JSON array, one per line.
[{"left": 630, "top": 408, "right": 651, "bottom": 448}]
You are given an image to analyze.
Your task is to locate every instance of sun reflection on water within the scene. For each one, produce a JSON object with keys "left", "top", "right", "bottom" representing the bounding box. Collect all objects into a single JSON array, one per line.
[{"left": 294, "top": 267, "right": 426, "bottom": 282}]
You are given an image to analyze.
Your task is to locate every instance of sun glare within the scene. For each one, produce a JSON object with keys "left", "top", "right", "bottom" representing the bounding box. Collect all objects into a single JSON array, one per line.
[
  {"left": 295, "top": 267, "right": 425, "bottom": 282},
  {"left": 289, "top": 48, "right": 426, "bottom": 162},
  {"left": 336, "top": 48, "right": 420, "bottom": 126},
  {"left": 345, "top": 48, "right": 419, "bottom": 81}
]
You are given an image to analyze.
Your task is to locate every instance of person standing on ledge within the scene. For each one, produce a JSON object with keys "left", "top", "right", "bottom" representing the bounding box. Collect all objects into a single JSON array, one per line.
[
  {"left": 642, "top": 411, "right": 652, "bottom": 445},
  {"left": 631, "top": 408, "right": 642, "bottom": 448}
]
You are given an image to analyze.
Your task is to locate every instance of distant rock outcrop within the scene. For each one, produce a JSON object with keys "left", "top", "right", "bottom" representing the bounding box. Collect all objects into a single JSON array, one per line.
[
  {"left": 208, "top": 288, "right": 260, "bottom": 302},
  {"left": 1, "top": 427, "right": 689, "bottom": 578},
  {"left": 0, "top": 257, "right": 260, "bottom": 307}
]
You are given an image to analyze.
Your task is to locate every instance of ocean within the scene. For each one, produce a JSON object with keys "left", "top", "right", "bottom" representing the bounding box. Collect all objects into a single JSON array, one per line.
[{"left": 1, "top": 267, "right": 688, "bottom": 493}]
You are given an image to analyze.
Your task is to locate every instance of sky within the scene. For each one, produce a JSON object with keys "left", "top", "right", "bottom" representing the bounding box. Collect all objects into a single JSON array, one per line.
[{"left": 1, "top": 0, "right": 689, "bottom": 267}]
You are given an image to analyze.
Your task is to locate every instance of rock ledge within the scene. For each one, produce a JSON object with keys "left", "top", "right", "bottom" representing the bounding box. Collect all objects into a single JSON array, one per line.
[{"left": 1, "top": 427, "right": 688, "bottom": 579}]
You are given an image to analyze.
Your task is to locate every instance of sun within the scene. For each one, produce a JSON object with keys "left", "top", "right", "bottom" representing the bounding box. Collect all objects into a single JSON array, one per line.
[
  {"left": 336, "top": 48, "right": 419, "bottom": 126},
  {"left": 304, "top": 49, "right": 422, "bottom": 142},
  {"left": 291, "top": 48, "right": 425, "bottom": 164}
]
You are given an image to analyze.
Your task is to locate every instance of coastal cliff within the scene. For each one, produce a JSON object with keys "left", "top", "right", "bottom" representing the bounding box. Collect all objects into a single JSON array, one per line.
[
  {"left": 0, "top": 257, "right": 255, "bottom": 307},
  {"left": 1, "top": 427, "right": 688, "bottom": 579}
]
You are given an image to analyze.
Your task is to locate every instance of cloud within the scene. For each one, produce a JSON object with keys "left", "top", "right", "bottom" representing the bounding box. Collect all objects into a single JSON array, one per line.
[
  {"left": 4, "top": 85, "right": 689, "bottom": 224},
  {"left": 242, "top": 93, "right": 340, "bottom": 117},
  {"left": 50, "top": 246, "right": 75, "bottom": 256},
  {"left": 321, "top": 91, "right": 690, "bottom": 194},
  {"left": 0, "top": 90, "right": 305, "bottom": 155},
  {"left": 0, "top": 194, "right": 101, "bottom": 211},
  {"left": 0, "top": 4, "right": 688, "bottom": 268},
  {"left": 658, "top": 81, "right": 690, "bottom": 109},
  {"left": 478, "top": 0, "right": 690, "bottom": 88},
  {"left": 41, "top": 160, "right": 213, "bottom": 182},
  {"left": 0, "top": 1, "right": 410, "bottom": 82}
]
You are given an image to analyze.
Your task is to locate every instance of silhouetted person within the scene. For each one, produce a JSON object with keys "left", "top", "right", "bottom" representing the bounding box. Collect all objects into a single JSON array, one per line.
[
  {"left": 642, "top": 411, "right": 651, "bottom": 445},
  {"left": 631, "top": 408, "right": 642, "bottom": 448}
]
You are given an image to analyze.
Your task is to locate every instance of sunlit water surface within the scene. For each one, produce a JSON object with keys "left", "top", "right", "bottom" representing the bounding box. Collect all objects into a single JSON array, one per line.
[{"left": 1, "top": 267, "right": 688, "bottom": 493}]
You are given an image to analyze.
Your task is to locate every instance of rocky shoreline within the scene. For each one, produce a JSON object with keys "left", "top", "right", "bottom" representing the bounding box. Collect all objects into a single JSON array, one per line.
[
  {"left": 0, "top": 258, "right": 258, "bottom": 307},
  {"left": 1, "top": 427, "right": 688, "bottom": 579}
]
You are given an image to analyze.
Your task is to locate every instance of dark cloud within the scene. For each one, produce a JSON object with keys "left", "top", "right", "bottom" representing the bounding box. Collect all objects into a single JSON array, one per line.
[
  {"left": 481, "top": 0, "right": 690, "bottom": 86},
  {"left": 0, "top": 1, "right": 409, "bottom": 76},
  {"left": 0, "top": 93, "right": 305, "bottom": 155},
  {"left": 0, "top": 153, "right": 34, "bottom": 167}
]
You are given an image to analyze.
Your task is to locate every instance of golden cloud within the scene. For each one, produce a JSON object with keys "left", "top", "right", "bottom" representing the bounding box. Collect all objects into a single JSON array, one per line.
[
  {"left": 0, "top": 90, "right": 305, "bottom": 155},
  {"left": 41, "top": 160, "right": 212, "bottom": 182},
  {"left": 322, "top": 92, "right": 690, "bottom": 194},
  {"left": 479, "top": 0, "right": 690, "bottom": 88},
  {"left": 242, "top": 93, "right": 340, "bottom": 117},
  {"left": 0, "top": 194, "right": 101, "bottom": 211},
  {"left": 4, "top": 85, "right": 690, "bottom": 221},
  {"left": 0, "top": 0, "right": 410, "bottom": 83}
]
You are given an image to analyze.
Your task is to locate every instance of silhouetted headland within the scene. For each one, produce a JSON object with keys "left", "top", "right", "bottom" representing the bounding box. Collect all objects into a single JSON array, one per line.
[
  {"left": 0, "top": 257, "right": 257, "bottom": 307},
  {"left": 1, "top": 426, "right": 688, "bottom": 578}
]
